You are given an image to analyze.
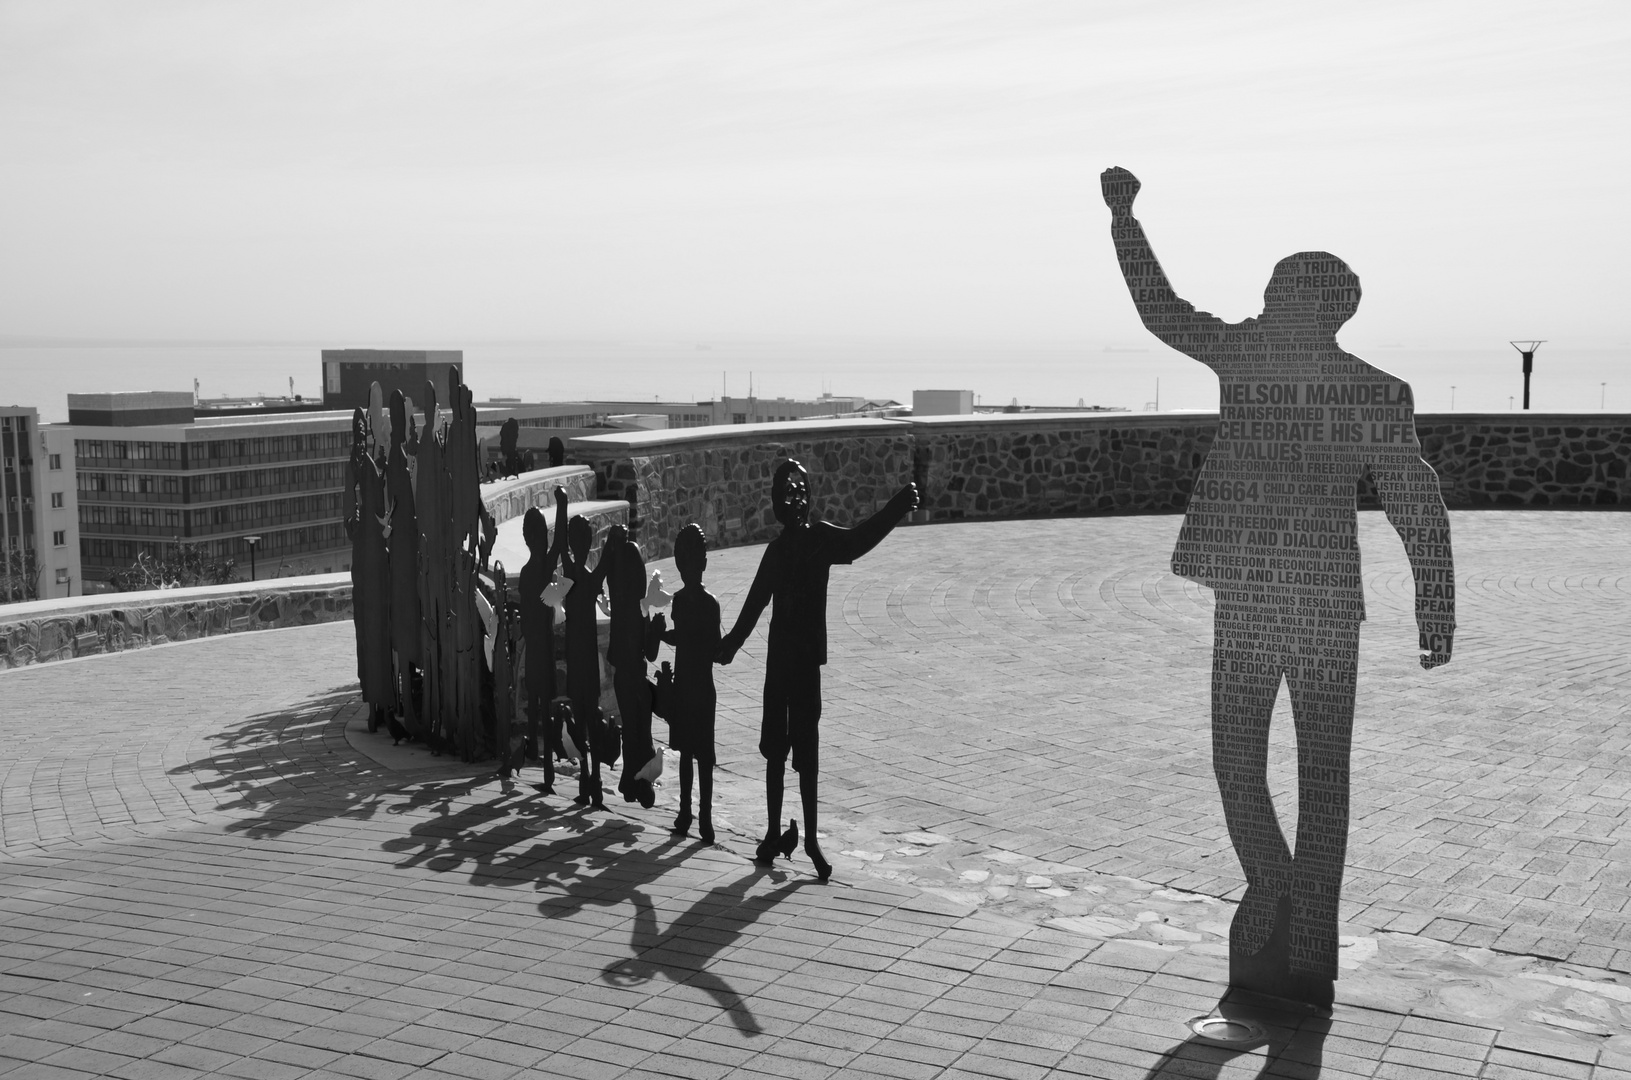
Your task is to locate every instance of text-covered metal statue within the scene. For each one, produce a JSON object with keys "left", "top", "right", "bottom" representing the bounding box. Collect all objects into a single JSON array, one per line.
[
  {"left": 1102, "top": 167, "right": 1456, "bottom": 1008},
  {"left": 719, "top": 460, "right": 919, "bottom": 881}
]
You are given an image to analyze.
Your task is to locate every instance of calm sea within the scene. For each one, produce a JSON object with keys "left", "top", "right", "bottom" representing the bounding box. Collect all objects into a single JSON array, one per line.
[{"left": 1, "top": 339, "right": 1623, "bottom": 423}]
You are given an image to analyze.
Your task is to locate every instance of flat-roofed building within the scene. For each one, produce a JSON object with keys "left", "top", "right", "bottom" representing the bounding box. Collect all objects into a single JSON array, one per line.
[
  {"left": 69, "top": 399, "right": 355, "bottom": 586},
  {"left": 1, "top": 406, "right": 82, "bottom": 601},
  {"left": 66, "top": 391, "right": 593, "bottom": 587},
  {"left": 321, "top": 349, "right": 463, "bottom": 410}
]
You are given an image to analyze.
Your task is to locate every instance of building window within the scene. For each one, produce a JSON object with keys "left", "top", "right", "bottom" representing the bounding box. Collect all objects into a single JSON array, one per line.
[
  {"left": 55, "top": 568, "right": 69, "bottom": 584},
  {"left": 50, "top": 492, "right": 63, "bottom": 508},
  {"left": 48, "top": 453, "right": 61, "bottom": 470},
  {"left": 52, "top": 530, "right": 66, "bottom": 547}
]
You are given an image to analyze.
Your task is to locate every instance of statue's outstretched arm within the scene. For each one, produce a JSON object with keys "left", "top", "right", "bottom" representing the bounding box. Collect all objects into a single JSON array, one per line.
[
  {"left": 832, "top": 482, "right": 919, "bottom": 564},
  {"left": 1101, "top": 167, "right": 1229, "bottom": 365}
]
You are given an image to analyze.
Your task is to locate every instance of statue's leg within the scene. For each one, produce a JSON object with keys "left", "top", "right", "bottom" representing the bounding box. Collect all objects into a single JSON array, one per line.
[
  {"left": 790, "top": 665, "right": 829, "bottom": 881},
  {"left": 1213, "top": 608, "right": 1291, "bottom": 959},
  {"left": 697, "top": 761, "right": 714, "bottom": 844},
  {"left": 759, "top": 665, "right": 787, "bottom": 852},
  {"left": 674, "top": 753, "right": 694, "bottom": 834},
  {"left": 533, "top": 688, "right": 554, "bottom": 793},
  {"left": 763, "top": 763, "right": 784, "bottom": 845},
  {"left": 1283, "top": 616, "right": 1360, "bottom": 1002}
]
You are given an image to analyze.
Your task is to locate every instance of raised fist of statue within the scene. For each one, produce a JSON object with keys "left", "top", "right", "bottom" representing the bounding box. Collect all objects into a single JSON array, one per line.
[
  {"left": 899, "top": 481, "right": 920, "bottom": 513},
  {"left": 1101, "top": 167, "right": 1140, "bottom": 214}
]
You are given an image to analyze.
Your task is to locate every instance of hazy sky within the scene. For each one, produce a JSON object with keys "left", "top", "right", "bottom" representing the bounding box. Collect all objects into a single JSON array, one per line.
[{"left": 2, "top": 1, "right": 1627, "bottom": 348}]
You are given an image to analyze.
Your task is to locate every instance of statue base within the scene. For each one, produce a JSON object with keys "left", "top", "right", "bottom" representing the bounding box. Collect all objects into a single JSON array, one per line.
[{"left": 1229, "top": 894, "right": 1334, "bottom": 1012}]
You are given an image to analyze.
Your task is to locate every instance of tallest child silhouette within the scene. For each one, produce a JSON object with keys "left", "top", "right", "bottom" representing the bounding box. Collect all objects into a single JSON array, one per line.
[{"left": 718, "top": 461, "right": 918, "bottom": 881}]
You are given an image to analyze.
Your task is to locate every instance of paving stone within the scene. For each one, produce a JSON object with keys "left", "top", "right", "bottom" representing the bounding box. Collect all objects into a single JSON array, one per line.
[{"left": 1, "top": 512, "right": 1629, "bottom": 1077}]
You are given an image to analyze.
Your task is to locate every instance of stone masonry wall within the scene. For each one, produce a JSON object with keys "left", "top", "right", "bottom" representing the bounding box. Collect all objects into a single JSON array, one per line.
[
  {"left": 0, "top": 576, "right": 353, "bottom": 669},
  {"left": 571, "top": 423, "right": 916, "bottom": 561},
  {"left": 0, "top": 465, "right": 611, "bottom": 671},
  {"left": 572, "top": 414, "right": 1630, "bottom": 556},
  {"left": 481, "top": 465, "right": 597, "bottom": 527},
  {"left": 8, "top": 414, "right": 1621, "bottom": 669},
  {"left": 1413, "top": 414, "right": 1631, "bottom": 506},
  {"left": 910, "top": 414, "right": 1217, "bottom": 520}
]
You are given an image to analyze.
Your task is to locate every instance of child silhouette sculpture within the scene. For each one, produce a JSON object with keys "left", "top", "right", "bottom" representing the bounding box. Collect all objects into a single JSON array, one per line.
[
  {"left": 562, "top": 513, "right": 614, "bottom": 808},
  {"left": 719, "top": 460, "right": 918, "bottom": 879},
  {"left": 661, "top": 524, "right": 722, "bottom": 844},
  {"left": 607, "top": 527, "right": 666, "bottom": 809},
  {"left": 519, "top": 489, "right": 569, "bottom": 792}
]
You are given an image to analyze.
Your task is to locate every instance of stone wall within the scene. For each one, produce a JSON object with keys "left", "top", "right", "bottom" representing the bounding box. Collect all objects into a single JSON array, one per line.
[
  {"left": 0, "top": 464, "right": 614, "bottom": 671},
  {"left": 570, "top": 420, "right": 916, "bottom": 560},
  {"left": 481, "top": 465, "right": 597, "bottom": 527},
  {"left": 8, "top": 413, "right": 1622, "bottom": 669},
  {"left": 571, "top": 414, "right": 1631, "bottom": 553},
  {"left": 1413, "top": 414, "right": 1631, "bottom": 506},
  {"left": 0, "top": 575, "right": 353, "bottom": 668},
  {"left": 908, "top": 413, "right": 1217, "bottom": 519}
]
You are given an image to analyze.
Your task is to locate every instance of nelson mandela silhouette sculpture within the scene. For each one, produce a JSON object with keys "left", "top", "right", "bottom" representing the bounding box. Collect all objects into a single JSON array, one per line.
[{"left": 1102, "top": 167, "right": 1455, "bottom": 1008}]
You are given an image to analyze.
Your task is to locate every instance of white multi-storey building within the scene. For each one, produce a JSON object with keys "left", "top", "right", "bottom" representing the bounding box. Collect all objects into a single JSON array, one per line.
[{"left": 0, "top": 405, "right": 82, "bottom": 600}]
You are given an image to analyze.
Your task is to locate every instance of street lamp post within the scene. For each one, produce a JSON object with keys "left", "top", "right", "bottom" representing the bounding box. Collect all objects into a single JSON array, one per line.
[
  {"left": 244, "top": 535, "right": 261, "bottom": 582},
  {"left": 1509, "top": 341, "right": 1545, "bottom": 410}
]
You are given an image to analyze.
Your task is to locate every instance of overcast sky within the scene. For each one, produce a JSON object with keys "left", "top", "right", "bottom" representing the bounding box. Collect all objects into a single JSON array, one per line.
[{"left": 1, "top": 1, "right": 1626, "bottom": 348}]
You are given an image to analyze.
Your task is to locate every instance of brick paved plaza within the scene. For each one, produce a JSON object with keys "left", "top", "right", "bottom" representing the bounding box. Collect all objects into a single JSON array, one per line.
[{"left": 2, "top": 510, "right": 1629, "bottom": 1078}]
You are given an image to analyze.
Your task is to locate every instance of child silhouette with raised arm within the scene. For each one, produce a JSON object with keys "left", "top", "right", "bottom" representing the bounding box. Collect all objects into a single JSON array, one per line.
[
  {"left": 661, "top": 524, "right": 722, "bottom": 844},
  {"left": 562, "top": 513, "right": 614, "bottom": 808},
  {"left": 718, "top": 459, "right": 918, "bottom": 880},
  {"left": 606, "top": 528, "right": 666, "bottom": 809},
  {"left": 519, "top": 488, "right": 569, "bottom": 793}
]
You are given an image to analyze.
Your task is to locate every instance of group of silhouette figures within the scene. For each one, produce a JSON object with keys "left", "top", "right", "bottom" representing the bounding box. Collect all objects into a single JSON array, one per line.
[
  {"left": 346, "top": 368, "right": 495, "bottom": 763},
  {"left": 346, "top": 373, "right": 920, "bottom": 883},
  {"left": 345, "top": 169, "right": 1461, "bottom": 1016}
]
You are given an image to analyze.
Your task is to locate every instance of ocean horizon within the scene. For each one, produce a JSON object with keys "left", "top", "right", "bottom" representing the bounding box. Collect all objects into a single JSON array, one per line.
[{"left": 2, "top": 338, "right": 1624, "bottom": 423}]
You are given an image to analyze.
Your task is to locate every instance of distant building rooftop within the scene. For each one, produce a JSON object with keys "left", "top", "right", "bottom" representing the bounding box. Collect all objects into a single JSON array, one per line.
[{"left": 67, "top": 391, "right": 195, "bottom": 427}]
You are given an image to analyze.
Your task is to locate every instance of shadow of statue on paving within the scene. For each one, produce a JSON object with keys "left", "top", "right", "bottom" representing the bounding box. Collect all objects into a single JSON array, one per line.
[
  {"left": 381, "top": 779, "right": 649, "bottom": 883},
  {"left": 1139, "top": 998, "right": 1330, "bottom": 1079},
  {"left": 596, "top": 866, "right": 801, "bottom": 1037},
  {"left": 169, "top": 688, "right": 401, "bottom": 838}
]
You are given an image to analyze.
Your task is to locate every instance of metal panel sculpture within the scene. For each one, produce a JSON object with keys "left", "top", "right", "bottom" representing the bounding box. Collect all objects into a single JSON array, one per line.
[
  {"left": 660, "top": 523, "right": 722, "bottom": 844},
  {"left": 719, "top": 460, "right": 919, "bottom": 882},
  {"left": 1101, "top": 167, "right": 1456, "bottom": 1008},
  {"left": 343, "top": 407, "right": 392, "bottom": 730}
]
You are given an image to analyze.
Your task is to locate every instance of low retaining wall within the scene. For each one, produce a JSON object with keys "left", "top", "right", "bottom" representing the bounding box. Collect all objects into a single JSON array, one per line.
[
  {"left": 1414, "top": 414, "right": 1631, "bottom": 506},
  {"left": 480, "top": 465, "right": 597, "bottom": 527},
  {"left": 9, "top": 412, "right": 1622, "bottom": 669},
  {"left": 570, "top": 420, "right": 916, "bottom": 561},
  {"left": 0, "top": 465, "right": 609, "bottom": 671},
  {"left": 907, "top": 412, "right": 1216, "bottom": 520},
  {"left": 0, "top": 574, "right": 353, "bottom": 668},
  {"left": 570, "top": 413, "right": 1631, "bottom": 556}
]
